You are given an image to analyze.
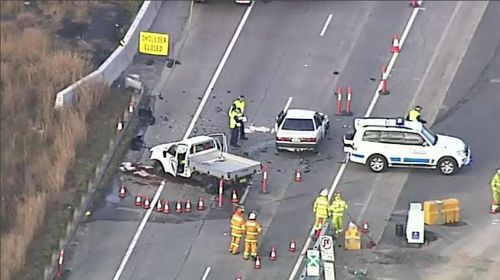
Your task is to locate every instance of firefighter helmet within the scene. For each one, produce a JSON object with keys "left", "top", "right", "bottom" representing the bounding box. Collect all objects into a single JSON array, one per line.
[{"left": 248, "top": 211, "right": 257, "bottom": 220}]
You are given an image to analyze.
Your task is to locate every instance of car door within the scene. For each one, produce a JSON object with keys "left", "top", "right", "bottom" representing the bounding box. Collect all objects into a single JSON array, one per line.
[
  {"left": 379, "top": 131, "right": 406, "bottom": 165},
  {"left": 174, "top": 143, "right": 189, "bottom": 175},
  {"left": 162, "top": 144, "right": 178, "bottom": 176},
  {"left": 403, "top": 132, "right": 433, "bottom": 165},
  {"left": 313, "top": 113, "right": 324, "bottom": 141},
  {"left": 208, "top": 133, "right": 227, "bottom": 153}
]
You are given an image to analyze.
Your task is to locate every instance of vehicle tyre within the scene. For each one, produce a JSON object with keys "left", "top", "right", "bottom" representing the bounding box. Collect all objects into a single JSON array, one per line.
[
  {"left": 153, "top": 161, "right": 164, "bottom": 175},
  {"left": 367, "top": 154, "right": 387, "bottom": 173},
  {"left": 326, "top": 121, "right": 330, "bottom": 130},
  {"left": 437, "top": 157, "right": 457, "bottom": 175},
  {"left": 275, "top": 144, "right": 281, "bottom": 153},
  {"left": 204, "top": 182, "right": 217, "bottom": 194}
]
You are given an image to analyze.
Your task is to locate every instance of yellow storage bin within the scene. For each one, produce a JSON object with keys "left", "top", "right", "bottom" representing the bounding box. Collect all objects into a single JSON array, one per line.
[
  {"left": 424, "top": 200, "right": 443, "bottom": 225},
  {"left": 424, "top": 198, "right": 460, "bottom": 225},
  {"left": 442, "top": 208, "right": 460, "bottom": 224},
  {"left": 345, "top": 222, "right": 361, "bottom": 250},
  {"left": 442, "top": 198, "right": 460, "bottom": 211}
]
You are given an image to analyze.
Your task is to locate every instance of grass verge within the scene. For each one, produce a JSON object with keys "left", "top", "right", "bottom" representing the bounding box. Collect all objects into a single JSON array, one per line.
[{"left": 0, "top": 2, "right": 139, "bottom": 279}]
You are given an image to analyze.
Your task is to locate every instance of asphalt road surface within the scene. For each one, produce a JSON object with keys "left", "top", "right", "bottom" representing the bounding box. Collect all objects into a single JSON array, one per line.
[
  {"left": 335, "top": 1, "right": 500, "bottom": 279},
  {"left": 64, "top": 1, "right": 499, "bottom": 280}
]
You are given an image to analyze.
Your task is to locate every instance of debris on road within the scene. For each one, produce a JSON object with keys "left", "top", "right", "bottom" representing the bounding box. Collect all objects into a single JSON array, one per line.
[{"left": 119, "top": 161, "right": 161, "bottom": 180}]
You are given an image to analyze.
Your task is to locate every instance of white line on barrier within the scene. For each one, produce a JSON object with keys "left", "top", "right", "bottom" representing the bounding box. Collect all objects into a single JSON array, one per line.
[
  {"left": 288, "top": 1, "right": 424, "bottom": 279},
  {"left": 113, "top": 181, "right": 165, "bottom": 280},
  {"left": 320, "top": 14, "right": 333, "bottom": 36},
  {"left": 113, "top": 3, "right": 255, "bottom": 280},
  {"left": 201, "top": 266, "right": 212, "bottom": 280},
  {"left": 183, "top": 1, "right": 255, "bottom": 140}
]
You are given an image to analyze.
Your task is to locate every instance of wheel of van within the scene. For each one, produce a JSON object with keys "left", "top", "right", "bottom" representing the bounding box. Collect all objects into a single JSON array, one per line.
[
  {"left": 437, "top": 157, "right": 457, "bottom": 175},
  {"left": 367, "top": 154, "right": 387, "bottom": 173}
]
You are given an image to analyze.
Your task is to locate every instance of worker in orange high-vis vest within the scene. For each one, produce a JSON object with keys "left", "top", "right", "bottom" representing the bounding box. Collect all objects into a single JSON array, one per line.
[
  {"left": 242, "top": 210, "right": 262, "bottom": 260},
  {"left": 228, "top": 206, "right": 246, "bottom": 255}
]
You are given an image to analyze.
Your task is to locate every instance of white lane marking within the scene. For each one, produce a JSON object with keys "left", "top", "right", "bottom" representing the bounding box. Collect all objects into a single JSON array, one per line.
[
  {"left": 113, "top": 181, "right": 165, "bottom": 280},
  {"left": 113, "top": 3, "right": 255, "bottom": 280},
  {"left": 355, "top": 175, "right": 383, "bottom": 222},
  {"left": 288, "top": 164, "right": 346, "bottom": 279},
  {"left": 364, "top": 0, "right": 423, "bottom": 117},
  {"left": 183, "top": 1, "right": 255, "bottom": 140},
  {"left": 320, "top": 14, "right": 333, "bottom": 36},
  {"left": 201, "top": 266, "right": 212, "bottom": 280},
  {"left": 240, "top": 185, "right": 251, "bottom": 204},
  {"left": 408, "top": 1, "right": 462, "bottom": 113},
  {"left": 288, "top": 2, "right": 425, "bottom": 279}
]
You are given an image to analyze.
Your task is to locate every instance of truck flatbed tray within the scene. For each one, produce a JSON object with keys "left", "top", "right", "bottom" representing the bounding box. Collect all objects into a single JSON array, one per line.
[{"left": 189, "top": 150, "right": 261, "bottom": 179}]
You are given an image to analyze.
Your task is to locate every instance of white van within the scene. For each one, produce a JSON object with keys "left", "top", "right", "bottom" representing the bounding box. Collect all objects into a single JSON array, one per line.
[{"left": 342, "top": 117, "right": 471, "bottom": 175}]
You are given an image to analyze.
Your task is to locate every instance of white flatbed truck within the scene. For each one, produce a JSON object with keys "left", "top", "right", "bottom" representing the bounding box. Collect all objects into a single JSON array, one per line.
[{"left": 149, "top": 133, "right": 262, "bottom": 194}]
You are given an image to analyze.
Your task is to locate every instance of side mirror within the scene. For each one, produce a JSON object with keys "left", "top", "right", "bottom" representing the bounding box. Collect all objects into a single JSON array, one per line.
[{"left": 422, "top": 142, "right": 429, "bottom": 147}]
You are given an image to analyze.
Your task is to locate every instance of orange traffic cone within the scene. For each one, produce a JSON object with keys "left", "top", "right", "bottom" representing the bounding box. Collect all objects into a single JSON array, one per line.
[
  {"left": 197, "top": 197, "right": 205, "bottom": 211},
  {"left": 289, "top": 240, "right": 297, "bottom": 252},
  {"left": 175, "top": 200, "right": 183, "bottom": 213},
  {"left": 294, "top": 169, "right": 302, "bottom": 182},
  {"left": 490, "top": 202, "right": 498, "bottom": 214},
  {"left": 269, "top": 245, "right": 277, "bottom": 261},
  {"left": 185, "top": 200, "right": 192, "bottom": 212},
  {"left": 254, "top": 255, "right": 261, "bottom": 269},
  {"left": 156, "top": 199, "right": 163, "bottom": 212},
  {"left": 391, "top": 34, "right": 400, "bottom": 53},
  {"left": 135, "top": 195, "right": 142, "bottom": 207},
  {"left": 119, "top": 184, "right": 127, "bottom": 199},
  {"left": 362, "top": 221, "right": 369, "bottom": 233},
  {"left": 231, "top": 190, "right": 239, "bottom": 203},
  {"left": 143, "top": 197, "right": 151, "bottom": 209},
  {"left": 164, "top": 200, "right": 170, "bottom": 214}
]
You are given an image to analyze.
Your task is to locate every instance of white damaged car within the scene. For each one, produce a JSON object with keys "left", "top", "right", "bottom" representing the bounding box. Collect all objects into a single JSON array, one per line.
[{"left": 275, "top": 105, "right": 329, "bottom": 152}]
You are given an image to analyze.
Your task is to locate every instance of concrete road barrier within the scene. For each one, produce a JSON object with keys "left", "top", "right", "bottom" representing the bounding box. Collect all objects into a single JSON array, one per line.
[{"left": 54, "top": 1, "right": 163, "bottom": 108}]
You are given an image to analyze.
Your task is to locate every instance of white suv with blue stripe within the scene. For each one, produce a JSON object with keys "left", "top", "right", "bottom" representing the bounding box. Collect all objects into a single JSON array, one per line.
[{"left": 342, "top": 117, "right": 471, "bottom": 175}]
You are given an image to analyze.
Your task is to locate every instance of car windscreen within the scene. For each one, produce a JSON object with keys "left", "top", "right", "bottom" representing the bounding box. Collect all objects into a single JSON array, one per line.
[
  {"left": 421, "top": 125, "right": 437, "bottom": 145},
  {"left": 281, "top": 118, "right": 315, "bottom": 131}
]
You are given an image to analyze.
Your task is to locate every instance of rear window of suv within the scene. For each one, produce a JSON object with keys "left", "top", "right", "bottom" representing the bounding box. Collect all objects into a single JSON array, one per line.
[{"left": 281, "top": 118, "right": 315, "bottom": 131}]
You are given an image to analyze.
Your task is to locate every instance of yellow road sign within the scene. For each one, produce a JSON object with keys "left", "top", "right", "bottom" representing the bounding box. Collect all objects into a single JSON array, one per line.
[{"left": 139, "top": 31, "right": 169, "bottom": 56}]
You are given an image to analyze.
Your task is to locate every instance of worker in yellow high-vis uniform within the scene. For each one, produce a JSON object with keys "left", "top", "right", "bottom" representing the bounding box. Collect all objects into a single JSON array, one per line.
[
  {"left": 228, "top": 96, "right": 248, "bottom": 140},
  {"left": 228, "top": 206, "right": 246, "bottom": 254},
  {"left": 406, "top": 106, "right": 427, "bottom": 124},
  {"left": 329, "top": 192, "right": 348, "bottom": 235},
  {"left": 313, "top": 189, "right": 330, "bottom": 238},
  {"left": 491, "top": 168, "right": 500, "bottom": 213},
  {"left": 229, "top": 107, "right": 243, "bottom": 147},
  {"left": 242, "top": 211, "right": 261, "bottom": 260}
]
